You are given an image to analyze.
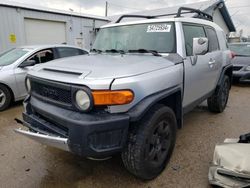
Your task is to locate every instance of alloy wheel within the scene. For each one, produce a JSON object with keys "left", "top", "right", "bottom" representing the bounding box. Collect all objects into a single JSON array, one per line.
[{"left": 0, "top": 89, "right": 6, "bottom": 107}]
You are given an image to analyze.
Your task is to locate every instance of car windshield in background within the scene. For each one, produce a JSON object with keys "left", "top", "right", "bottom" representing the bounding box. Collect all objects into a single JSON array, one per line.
[
  {"left": 0, "top": 48, "right": 30, "bottom": 66},
  {"left": 92, "top": 22, "right": 176, "bottom": 53},
  {"left": 229, "top": 44, "right": 250, "bottom": 56}
]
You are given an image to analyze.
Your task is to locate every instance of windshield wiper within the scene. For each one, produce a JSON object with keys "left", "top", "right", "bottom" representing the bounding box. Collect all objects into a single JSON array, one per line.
[
  {"left": 105, "top": 49, "right": 125, "bottom": 54},
  {"left": 128, "top": 49, "right": 161, "bottom": 56},
  {"left": 90, "top": 48, "right": 103, "bottom": 53}
]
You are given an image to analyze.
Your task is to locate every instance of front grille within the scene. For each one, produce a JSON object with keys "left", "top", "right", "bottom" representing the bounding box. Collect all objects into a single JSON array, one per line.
[
  {"left": 233, "top": 66, "right": 243, "bottom": 71},
  {"left": 30, "top": 78, "right": 72, "bottom": 106}
]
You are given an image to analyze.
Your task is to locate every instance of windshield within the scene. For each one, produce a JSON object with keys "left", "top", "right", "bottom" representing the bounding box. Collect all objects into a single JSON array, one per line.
[
  {"left": 229, "top": 44, "right": 250, "bottom": 56},
  {"left": 92, "top": 22, "right": 176, "bottom": 53},
  {"left": 0, "top": 48, "right": 30, "bottom": 66}
]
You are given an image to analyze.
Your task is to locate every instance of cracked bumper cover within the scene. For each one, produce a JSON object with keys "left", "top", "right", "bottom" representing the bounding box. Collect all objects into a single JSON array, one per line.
[{"left": 15, "top": 96, "right": 130, "bottom": 158}]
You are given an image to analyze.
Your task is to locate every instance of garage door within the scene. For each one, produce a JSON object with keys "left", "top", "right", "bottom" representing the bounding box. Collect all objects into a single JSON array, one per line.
[{"left": 24, "top": 18, "right": 66, "bottom": 45}]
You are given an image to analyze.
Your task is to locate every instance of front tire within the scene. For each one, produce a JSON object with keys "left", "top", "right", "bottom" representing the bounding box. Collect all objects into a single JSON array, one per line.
[
  {"left": 122, "top": 105, "right": 177, "bottom": 180},
  {"left": 207, "top": 75, "right": 230, "bottom": 113},
  {"left": 0, "top": 85, "right": 12, "bottom": 111}
]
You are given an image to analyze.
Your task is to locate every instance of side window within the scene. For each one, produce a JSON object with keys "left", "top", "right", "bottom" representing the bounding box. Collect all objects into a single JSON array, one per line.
[
  {"left": 28, "top": 49, "right": 54, "bottom": 64},
  {"left": 183, "top": 24, "right": 206, "bottom": 56},
  {"left": 57, "top": 47, "right": 84, "bottom": 58},
  {"left": 205, "top": 27, "right": 220, "bottom": 52}
]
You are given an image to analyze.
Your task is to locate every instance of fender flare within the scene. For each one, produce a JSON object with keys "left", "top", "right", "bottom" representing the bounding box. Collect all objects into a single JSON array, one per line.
[
  {"left": 216, "top": 64, "right": 233, "bottom": 89},
  {"left": 127, "top": 85, "right": 183, "bottom": 128}
]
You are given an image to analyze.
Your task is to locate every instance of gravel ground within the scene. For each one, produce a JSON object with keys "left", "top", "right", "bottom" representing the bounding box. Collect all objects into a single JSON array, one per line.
[{"left": 0, "top": 84, "right": 249, "bottom": 188}]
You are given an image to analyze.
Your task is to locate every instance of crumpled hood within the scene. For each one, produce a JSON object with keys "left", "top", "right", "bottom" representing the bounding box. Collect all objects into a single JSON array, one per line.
[{"left": 31, "top": 54, "right": 175, "bottom": 80}]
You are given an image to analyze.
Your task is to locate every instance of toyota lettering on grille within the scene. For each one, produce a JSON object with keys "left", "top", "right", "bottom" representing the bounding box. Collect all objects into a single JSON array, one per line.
[{"left": 41, "top": 86, "right": 59, "bottom": 99}]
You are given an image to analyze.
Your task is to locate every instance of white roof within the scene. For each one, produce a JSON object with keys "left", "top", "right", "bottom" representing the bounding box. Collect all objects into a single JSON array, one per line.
[
  {"left": 102, "top": 17, "right": 223, "bottom": 32},
  {"left": 0, "top": 0, "right": 109, "bottom": 21}
]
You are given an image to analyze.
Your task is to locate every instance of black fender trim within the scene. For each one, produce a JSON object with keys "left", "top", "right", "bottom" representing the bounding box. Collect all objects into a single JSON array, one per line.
[
  {"left": 217, "top": 64, "right": 233, "bottom": 89},
  {"left": 127, "top": 85, "right": 183, "bottom": 128}
]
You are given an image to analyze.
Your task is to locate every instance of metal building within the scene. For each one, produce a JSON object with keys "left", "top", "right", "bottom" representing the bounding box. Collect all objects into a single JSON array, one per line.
[{"left": 0, "top": 0, "right": 109, "bottom": 53}]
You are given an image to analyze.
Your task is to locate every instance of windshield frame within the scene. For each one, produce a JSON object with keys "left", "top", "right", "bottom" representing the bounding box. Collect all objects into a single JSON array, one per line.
[{"left": 92, "top": 21, "right": 177, "bottom": 54}]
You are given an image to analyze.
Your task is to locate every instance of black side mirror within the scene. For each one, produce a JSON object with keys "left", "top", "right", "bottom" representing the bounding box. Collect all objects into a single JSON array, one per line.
[{"left": 19, "top": 60, "right": 36, "bottom": 68}]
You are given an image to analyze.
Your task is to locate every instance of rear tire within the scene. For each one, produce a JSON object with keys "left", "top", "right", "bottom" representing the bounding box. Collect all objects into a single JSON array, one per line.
[
  {"left": 122, "top": 105, "right": 177, "bottom": 180},
  {"left": 207, "top": 75, "right": 230, "bottom": 113},
  {"left": 0, "top": 85, "right": 12, "bottom": 111}
]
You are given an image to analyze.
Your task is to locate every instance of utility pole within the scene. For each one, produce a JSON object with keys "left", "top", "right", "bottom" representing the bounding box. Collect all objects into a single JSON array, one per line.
[{"left": 105, "top": 1, "right": 108, "bottom": 17}]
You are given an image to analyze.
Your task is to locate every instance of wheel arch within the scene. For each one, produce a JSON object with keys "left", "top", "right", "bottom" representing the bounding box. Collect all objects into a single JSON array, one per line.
[
  {"left": 0, "top": 82, "right": 14, "bottom": 102},
  {"left": 128, "top": 86, "right": 183, "bottom": 129},
  {"left": 157, "top": 91, "right": 182, "bottom": 129},
  {"left": 217, "top": 65, "right": 233, "bottom": 89}
]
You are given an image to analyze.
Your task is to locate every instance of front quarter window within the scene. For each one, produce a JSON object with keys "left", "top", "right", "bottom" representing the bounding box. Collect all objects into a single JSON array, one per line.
[
  {"left": 0, "top": 48, "right": 30, "bottom": 66},
  {"left": 92, "top": 22, "right": 176, "bottom": 53}
]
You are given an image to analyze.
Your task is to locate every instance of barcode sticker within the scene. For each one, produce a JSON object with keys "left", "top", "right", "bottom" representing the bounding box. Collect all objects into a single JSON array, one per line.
[{"left": 147, "top": 24, "right": 172, "bottom": 33}]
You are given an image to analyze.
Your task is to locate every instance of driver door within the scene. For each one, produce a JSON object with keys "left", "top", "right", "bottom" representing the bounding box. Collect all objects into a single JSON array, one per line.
[
  {"left": 14, "top": 49, "right": 54, "bottom": 98},
  {"left": 182, "top": 24, "right": 219, "bottom": 112}
]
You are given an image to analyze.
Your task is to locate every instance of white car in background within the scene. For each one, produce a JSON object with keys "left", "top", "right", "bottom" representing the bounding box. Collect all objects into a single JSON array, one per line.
[{"left": 0, "top": 45, "right": 88, "bottom": 111}]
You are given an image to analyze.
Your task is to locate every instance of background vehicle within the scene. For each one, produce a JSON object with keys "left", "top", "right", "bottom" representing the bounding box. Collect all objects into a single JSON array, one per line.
[
  {"left": 229, "top": 43, "right": 250, "bottom": 83},
  {"left": 15, "top": 8, "right": 233, "bottom": 180},
  {"left": 0, "top": 45, "right": 88, "bottom": 111}
]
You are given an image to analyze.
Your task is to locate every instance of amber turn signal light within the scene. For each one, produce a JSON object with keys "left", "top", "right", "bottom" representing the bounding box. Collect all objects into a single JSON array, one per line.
[{"left": 92, "top": 90, "right": 134, "bottom": 106}]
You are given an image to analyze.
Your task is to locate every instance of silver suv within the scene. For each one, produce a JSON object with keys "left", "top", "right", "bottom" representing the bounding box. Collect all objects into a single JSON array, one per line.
[{"left": 16, "top": 8, "right": 233, "bottom": 179}]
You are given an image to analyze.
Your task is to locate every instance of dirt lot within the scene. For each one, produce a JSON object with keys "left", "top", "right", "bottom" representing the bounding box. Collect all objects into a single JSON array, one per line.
[{"left": 0, "top": 85, "right": 249, "bottom": 188}]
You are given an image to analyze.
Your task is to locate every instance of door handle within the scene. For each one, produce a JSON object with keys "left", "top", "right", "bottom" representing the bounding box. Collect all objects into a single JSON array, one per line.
[
  {"left": 208, "top": 59, "right": 216, "bottom": 68},
  {"left": 209, "top": 60, "right": 216, "bottom": 65}
]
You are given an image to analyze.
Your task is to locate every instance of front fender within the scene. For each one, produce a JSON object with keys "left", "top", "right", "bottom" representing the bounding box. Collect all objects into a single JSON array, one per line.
[{"left": 127, "top": 86, "right": 183, "bottom": 128}]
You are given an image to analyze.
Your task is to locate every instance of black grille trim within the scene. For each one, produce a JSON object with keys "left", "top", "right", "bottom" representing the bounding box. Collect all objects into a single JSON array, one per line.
[{"left": 30, "top": 77, "right": 73, "bottom": 109}]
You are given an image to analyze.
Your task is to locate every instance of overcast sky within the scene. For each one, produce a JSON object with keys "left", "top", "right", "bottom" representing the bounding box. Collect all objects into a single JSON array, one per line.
[{"left": 7, "top": 0, "right": 250, "bottom": 36}]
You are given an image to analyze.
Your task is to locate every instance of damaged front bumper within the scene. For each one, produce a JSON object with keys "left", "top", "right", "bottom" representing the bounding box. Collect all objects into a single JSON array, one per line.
[
  {"left": 15, "top": 96, "right": 130, "bottom": 158},
  {"left": 15, "top": 128, "right": 69, "bottom": 151}
]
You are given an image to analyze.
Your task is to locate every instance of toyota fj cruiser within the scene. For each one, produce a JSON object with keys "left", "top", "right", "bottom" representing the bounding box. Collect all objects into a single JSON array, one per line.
[{"left": 15, "top": 8, "right": 233, "bottom": 179}]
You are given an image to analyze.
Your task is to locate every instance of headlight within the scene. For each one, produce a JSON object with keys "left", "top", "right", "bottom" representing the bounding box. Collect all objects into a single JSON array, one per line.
[
  {"left": 25, "top": 78, "right": 31, "bottom": 93},
  {"left": 75, "top": 90, "right": 91, "bottom": 111},
  {"left": 246, "top": 66, "right": 250, "bottom": 71}
]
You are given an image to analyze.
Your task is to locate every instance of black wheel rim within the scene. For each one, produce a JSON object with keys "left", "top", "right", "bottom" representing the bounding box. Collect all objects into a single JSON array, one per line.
[{"left": 145, "top": 120, "right": 171, "bottom": 164}]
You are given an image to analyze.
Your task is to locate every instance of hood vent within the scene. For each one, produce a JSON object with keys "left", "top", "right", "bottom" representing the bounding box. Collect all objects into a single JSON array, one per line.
[{"left": 42, "top": 68, "right": 82, "bottom": 76}]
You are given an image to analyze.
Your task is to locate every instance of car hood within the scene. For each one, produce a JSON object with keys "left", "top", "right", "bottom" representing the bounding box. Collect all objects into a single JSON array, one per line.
[
  {"left": 232, "top": 56, "right": 250, "bottom": 66},
  {"left": 30, "top": 54, "right": 175, "bottom": 80},
  {"left": 0, "top": 67, "right": 2, "bottom": 71}
]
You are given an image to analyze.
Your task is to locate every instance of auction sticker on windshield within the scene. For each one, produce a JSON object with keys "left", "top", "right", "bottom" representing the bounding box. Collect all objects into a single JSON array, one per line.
[{"left": 147, "top": 24, "right": 172, "bottom": 33}]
